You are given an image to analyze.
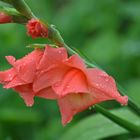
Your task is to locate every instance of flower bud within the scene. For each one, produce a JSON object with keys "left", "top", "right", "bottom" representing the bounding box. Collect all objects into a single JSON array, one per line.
[
  {"left": 26, "top": 19, "right": 48, "bottom": 38},
  {"left": 0, "top": 12, "right": 12, "bottom": 24}
]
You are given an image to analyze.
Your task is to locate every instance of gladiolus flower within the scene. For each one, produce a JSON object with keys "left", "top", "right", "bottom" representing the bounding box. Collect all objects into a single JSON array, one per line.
[
  {"left": 26, "top": 19, "right": 48, "bottom": 38},
  {"left": 0, "top": 46, "right": 128, "bottom": 125},
  {"left": 0, "top": 49, "right": 43, "bottom": 106},
  {"left": 33, "top": 46, "right": 128, "bottom": 125},
  {"left": 0, "top": 12, "right": 12, "bottom": 24}
]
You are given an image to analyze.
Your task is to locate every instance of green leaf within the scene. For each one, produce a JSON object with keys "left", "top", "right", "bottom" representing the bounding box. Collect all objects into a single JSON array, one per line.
[
  {"left": 60, "top": 108, "right": 140, "bottom": 140},
  {"left": 0, "top": 108, "right": 42, "bottom": 123}
]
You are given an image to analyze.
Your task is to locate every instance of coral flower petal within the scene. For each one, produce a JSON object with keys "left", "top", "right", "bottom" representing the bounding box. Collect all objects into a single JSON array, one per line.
[
  {"left": 38, "top": 46, "right": 68, "bottom": 70},
  {"left": 58, "top": 93, "right": 100, "bottom": 125},
  {"left": 33, "top": 66, "right": 69, "bottom": 92},
  {"left": 6, "top": 49, "right": 43, "bottom": 83},
  {"left": 14, "top": 84, "right": 35, "bottom": 106},
  {"left": 86, "top": 68, "right": 128, "bottom": 105},
  {"left": 53, "top": 69, "right": 89, "bottom": 97},
  {"left": 5, "top": 56, "right": 16, "bottom": 65},
  {"left": 4, "top": 76, "right": 25, "bottom": 89},
  {"left": 64, "top": 54, "right": 86, "bottom": 70},
  {"left": 0, "top": 68, "right": 16, "bottom": 83},
  {"left": 37, "top": 87, "right": 58, "bottom": 99}
]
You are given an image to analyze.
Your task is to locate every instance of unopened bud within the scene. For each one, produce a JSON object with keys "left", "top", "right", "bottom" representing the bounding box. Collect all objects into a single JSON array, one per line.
[
  {"left": 0, "top": 12, "right": 12, "bottom": 24},
  {"left": 26, "top": 19, "right": 48, "bottom": 38}
]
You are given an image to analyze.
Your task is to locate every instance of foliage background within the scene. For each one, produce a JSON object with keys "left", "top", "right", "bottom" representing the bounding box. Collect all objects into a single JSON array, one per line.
[{"left": 0, "top": 0, "right": 140, "bottom": 139}]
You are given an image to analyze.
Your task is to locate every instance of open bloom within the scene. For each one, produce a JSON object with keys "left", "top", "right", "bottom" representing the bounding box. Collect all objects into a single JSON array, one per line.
[
  {"left": 0, "top": 46, "right": 128, "bottom": 125},
  {"left": 26, "top": 19, "right": 48, "bottom": 38},
  {"left": 0, "top": 12, "right": 12, "bottom": 24},
  {"left": 0, "top": 49, "right": 43, "bottom": 106},
  {"left": 33, "top": 46, "right": 128, "bottom": 125}
]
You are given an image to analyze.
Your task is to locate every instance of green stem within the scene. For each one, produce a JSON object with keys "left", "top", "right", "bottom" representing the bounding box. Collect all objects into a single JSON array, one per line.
[
  {"left": 0, "top": 6, "right": 28, "bottom": 23},
  {"left": 0, "top": 0, "right": 12, "bottom": 5},
  {"left": 94, "top": 105, "right": 140, "bottom": 135},
  {"left": 11, "top": 0, "right": 35, "bottom": 19}
]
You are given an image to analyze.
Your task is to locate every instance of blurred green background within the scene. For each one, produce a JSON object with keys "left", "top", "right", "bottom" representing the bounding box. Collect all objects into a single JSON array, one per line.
[{"left": 0, "top": 0, "right": 140, "bottom": 140}]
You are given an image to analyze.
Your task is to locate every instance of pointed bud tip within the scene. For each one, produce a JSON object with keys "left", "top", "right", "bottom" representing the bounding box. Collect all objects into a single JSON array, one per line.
[
  {"left": 26, "top": 18, "right": 48, "bottom": 38},
  {"left": 0, "top": 12, "right": 12, "bottom": 24},
  {"left": 117, "top": 95, "right": 128, "bottom": 106}
]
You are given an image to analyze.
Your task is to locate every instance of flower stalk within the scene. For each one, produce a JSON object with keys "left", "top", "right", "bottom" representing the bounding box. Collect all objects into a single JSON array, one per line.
[
  {"left": 0, "top": 0, "right": 35, "bottom": 18},
  {"left": 0, "top": 6, "right": 28, "bottom": 23},
  {"left": 94, "top": 105, "right": 140, "bottom": 135}
]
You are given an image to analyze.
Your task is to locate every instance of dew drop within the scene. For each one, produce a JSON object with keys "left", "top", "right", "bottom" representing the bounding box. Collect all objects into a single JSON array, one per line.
[
  {"left": 27, "top": 103, "right": 32, "bottom": 107},
  {"left": 22, "top": 63, "right": 26, "bottom": 66},
  {"left": 58, "top": 50, "right": 62, "bottom": 54},
  {"left": 105, "top": 78, "right": 109, "bottom": 82},
  {"left": 66, "top": 85, "right": 70, "bottom": 89},
  {"left": 41, "top": 70, "right": 44, "bottom": 73},
  {"left": 96, "top": 83, "right": 99, "bottom": 87}
]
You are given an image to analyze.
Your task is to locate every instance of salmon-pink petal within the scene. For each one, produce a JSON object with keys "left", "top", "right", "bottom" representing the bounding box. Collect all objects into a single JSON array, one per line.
[
  {"left": 38, "top": 46, "right": 68, "bottom": 70},
  {"left": 53, "top": 69, "right": 89, "bottom": 97},
  {"left": 58, "top": 93, "right": 101, "bottom": 125},
  {"left": 14, "top": 49, "right": 43, "bottom": 83},
  {"left": 86, "top": 68, "right": 128, "bottom": 105},
  {"left": 16, "top": 60, "right": 36, "bottom": 83},
  {"left": 6, "top": 56, "right": 16, "bottom": 65},
  {"left": 37, "top": 87, "right": 58, "bottom": 99},
  {"left": 4, "top": 76, "right": 25, "bottom": 88},
  {"left": 64, "top": 54, "right": 86, "bottom": 70},
  {"left": 89, "top": 86, "right": 127, "bottom": 104},
  {"left": 86, "top": 68, "right": 115, "bottom": 89},
  {"left": 33, "top": 66, "right": 70, "bottom": 92},
  {"left": 0, "top": 68, "right": 16, "bottom": 83},
  {"left": 14, "top": 84, "right": 35, "bottom": 106}
]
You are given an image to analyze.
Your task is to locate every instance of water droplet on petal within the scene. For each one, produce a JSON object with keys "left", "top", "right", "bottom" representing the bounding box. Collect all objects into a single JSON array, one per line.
[
  {"left": 22, "top": 63, "right": 26, "bottom": 66},
  {"left": 66, "top": 85, "right": 70, "bottom": 89},
  {"left": 105, "top": 78, "right": 109, "bottom": 82},
  {"left": 27, "top": 103, "right": 33, "bottom": 107},
  {"left": 41, "top": 70, "right": 44, "bottom": 73},
  {"left": 58, "top": 50, "right": 62, "bottom": 54},
  {"left": 96, "top": 83, "right": 99, "bottom": 87}
]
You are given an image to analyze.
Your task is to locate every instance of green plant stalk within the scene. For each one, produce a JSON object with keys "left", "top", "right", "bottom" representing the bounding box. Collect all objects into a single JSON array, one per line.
[
  {"left": 94, "top": 105, "right": 140, "bottom": 135},
  {"left": 0, "top": 6, "right": 28, "bottom": 23},
  {"left": 0, "top": 0, "right": 35, "bottom": 18},
  {"left": 2, "top": 0, "right": 36, "bottom": 18},
  {"left": 2, "top": 0, "right": 140, "bottom": 134},
  {"left": 0, "top": 0, "right": 12, "bottom": 4}
]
